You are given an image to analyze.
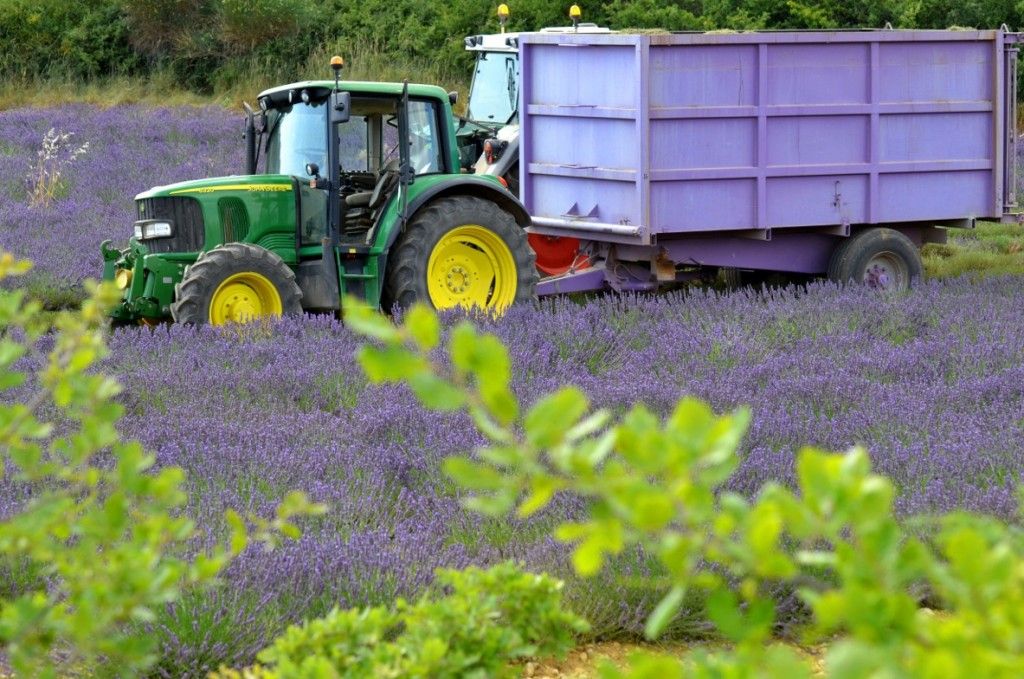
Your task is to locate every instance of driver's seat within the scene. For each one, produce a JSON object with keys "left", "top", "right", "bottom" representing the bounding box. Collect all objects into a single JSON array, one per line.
[{"left": 344, "top": 158, "right": 401, "bottom": 211}]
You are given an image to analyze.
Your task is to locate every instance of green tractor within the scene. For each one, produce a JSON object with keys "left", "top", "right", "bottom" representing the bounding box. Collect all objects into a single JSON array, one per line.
[{"left": 102, "top": 60, "right": 537, "bottom": 325}]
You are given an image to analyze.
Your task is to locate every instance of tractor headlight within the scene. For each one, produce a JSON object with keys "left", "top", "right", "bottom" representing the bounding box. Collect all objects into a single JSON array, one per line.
[
  {"left": 133, "top": 220, "right": 173, "bottom": 240},
  {"left": 114, "top": 268, "right": 133, "bottom": 290}
]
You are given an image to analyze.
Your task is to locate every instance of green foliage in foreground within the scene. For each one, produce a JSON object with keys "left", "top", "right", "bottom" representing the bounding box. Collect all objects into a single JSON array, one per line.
[
  {"left": 0, "top": 255, "right": 323, "bottom": 677},
  {"left": 215, "top": 562, "right": 586, "bottom": 678},
  {"left": 336, "top": 300, "right": 1024, "bottom": 678}
]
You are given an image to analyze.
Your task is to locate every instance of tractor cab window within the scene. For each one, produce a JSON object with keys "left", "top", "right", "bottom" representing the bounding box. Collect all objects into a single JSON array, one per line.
[
  {"left": 382, "top": 99, "right": 444, "bottom": 176},
  {"left": 264, "top": 100, "right": 328, "bottom": 177},
  {"left": 468, "top": 51, "right": 518, "bottom": 123},
  {"left": 338, "top": 115, "right": 370, "bottom": 172}
]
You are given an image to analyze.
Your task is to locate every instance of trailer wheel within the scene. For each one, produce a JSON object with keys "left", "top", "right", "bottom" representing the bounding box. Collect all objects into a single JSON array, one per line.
[
  {"left": 384, "top": 196, "right": 537, "bottom": 313},
  {"left": 171, "top": 243, "right": 302, "bottom": 325},
  {"left": 827, "top": 228, "right": 922, "bottom": 292}
]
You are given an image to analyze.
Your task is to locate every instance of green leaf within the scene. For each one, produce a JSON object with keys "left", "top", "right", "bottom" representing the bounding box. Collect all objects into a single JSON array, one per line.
[
  {"left": 343, "top": 297, "right": 401, "bottom": 342},
  {"left": 565, "top": 409, "right": 611, "bottom": 443},
  {"left": 706, "top": 589, "right": 744, "bottom": 641},
  {"left": 449, "top": 322, "right": 479, "bottom": 374},
  {"left": 667, "top": 397, "right": 713, "bottom": 437},
  {"left": 463, "top": 488, "right": 517, "bottom": 517},
  {"left": 524, "top": 387, "right": 589, "bottom": 449},
  {"left": 408, "top": 372, "right": 466, "bottom": 411},
  {"left": 572, "top": 537, "right": 605, "bottom": 577},
  {"left": 0, "top": 338, "right": 27, "bottom": 369},
  {"left": 478, "top": 383, "right": 519, "bottom": 425},
  {"left": 443, "top": 457, "right": 507, "bottom": 491},
  {"left": 632, "top": 491, "right": 675, "bottom": 531},
  {"left": 644, "top": 585, "right": 686, "bottom": 640},
  {"left": 516, "top": 475, "right": 563, "bottom": 518},
  {"left": 477, "top": 445, "right": 524, "bottom": 469},
  {"left": 357, "top": 345, "right": 425, "bottom": 382},
  {"left": 404, "top": 304, "right": 440, "bottom": 350},
  {"left": 472, "top": 334, "right": 511, "bottom": 390},
  {"left": 225, "top": 509, "right": 248, "bottom": 555}
]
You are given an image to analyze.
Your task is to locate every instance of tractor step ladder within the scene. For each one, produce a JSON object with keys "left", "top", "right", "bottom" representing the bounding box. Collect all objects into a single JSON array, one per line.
[{"left": 335, "top": 244, "right": 381, "bottom": 304}]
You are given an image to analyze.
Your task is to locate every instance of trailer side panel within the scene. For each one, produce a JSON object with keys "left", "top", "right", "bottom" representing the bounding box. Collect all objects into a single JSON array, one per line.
[{"left": 521, "top": 30, "right": 1010, "bottom": 241}]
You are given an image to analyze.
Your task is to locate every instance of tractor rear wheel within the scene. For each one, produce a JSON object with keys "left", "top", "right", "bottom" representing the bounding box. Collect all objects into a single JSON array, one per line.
[
  {"left": 384, "top": 196, "right": 537, "bottom": 313},
  {"left": 171, "top": 243, "right": 302, "bottom": 325},
  {"left": 827, "top": 228, "right": 922, "bottom": 292}
]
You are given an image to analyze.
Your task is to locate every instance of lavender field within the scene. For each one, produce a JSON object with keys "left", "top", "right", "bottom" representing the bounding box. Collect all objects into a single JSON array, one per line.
[
  {"left": 3, "top": 280, "right": 1022, "bottom": 674},
  {"left": 2, "top": 105, "right": 1024, "bottom": 675},
  {"left": 0, "top": 105, "right": 241, "bottom": 305}
]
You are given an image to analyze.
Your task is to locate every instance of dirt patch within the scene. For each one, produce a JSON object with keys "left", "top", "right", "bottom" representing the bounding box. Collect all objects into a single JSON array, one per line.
[{"left": 521, "top": 640, "right": 826, "bottom": 678}]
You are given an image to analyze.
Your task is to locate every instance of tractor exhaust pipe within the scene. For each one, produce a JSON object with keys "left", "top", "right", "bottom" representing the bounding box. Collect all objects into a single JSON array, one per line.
[{"left": 243, "top": 102, "right": 257, "bottom": 175}]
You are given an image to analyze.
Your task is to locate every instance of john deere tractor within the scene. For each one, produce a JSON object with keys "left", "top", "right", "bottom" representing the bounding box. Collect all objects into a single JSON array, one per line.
[{"left": 102, "top": 60, "right": 536, "bottom": 325}]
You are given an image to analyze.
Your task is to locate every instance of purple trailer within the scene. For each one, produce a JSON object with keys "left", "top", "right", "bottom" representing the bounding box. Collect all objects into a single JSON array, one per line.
[{"left": 520, "top": 28, "right": 1022, "bottom": 294}]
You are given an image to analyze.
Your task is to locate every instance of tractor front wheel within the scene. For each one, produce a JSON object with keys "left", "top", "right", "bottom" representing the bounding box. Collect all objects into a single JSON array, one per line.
[
  {"left": 384, "top": 196, "right": 537, "bottom": 313},
  {"left": 171, "top": 243, "right": 302, "bottom": 325}
]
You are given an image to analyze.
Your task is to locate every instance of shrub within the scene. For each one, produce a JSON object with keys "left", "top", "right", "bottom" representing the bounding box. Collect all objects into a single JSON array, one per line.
[
  {"left": 221, "top": 0, "right": 317, "bottom": 52},
  {"left": 119, "top": 0, "right": 208, "bottom": 56},
  {"left": 0, "top": 0, "right": 137, "bottom": 79},
  {"left": 215, "top": 562, "right": 587, "bottom": 678}
]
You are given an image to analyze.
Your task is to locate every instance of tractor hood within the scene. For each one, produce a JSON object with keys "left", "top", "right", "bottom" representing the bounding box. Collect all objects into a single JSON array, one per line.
[{"left": 135, "top": 175, "right": 295, "bottom": 200}]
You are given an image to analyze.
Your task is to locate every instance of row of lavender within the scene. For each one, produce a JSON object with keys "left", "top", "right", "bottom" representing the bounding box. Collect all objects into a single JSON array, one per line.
[{"left": 55, "top": 278, "right": 1024, "bottom": 673}]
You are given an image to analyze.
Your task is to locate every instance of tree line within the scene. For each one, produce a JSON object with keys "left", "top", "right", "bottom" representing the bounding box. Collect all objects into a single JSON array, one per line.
[{"left": 0, "top": 0, "right": 1019, "bottom": 91}]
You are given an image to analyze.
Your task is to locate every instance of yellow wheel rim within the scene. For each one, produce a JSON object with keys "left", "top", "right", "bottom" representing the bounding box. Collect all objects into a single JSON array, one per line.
[
  {"left": 426, "top": 225, "right": 518, "bottom": 311},
  {"left": 209, "top": 272, "right": 283, "bottom": 325}
]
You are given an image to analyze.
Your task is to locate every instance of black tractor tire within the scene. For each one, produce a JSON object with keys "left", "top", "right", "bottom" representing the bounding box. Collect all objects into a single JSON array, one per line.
[
  {"left": 383, "top": 195, "right": 537, "bottom": 312},
  {"left": 827, "top": 228, "right": 922, "bottom": 292},
  {"left": 171, "top": 243, "right": 302, "bottom": 325}
]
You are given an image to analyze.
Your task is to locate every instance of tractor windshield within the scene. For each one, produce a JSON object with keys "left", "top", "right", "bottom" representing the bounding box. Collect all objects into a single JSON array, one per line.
[
  {"left": 264, "top": 99, "right": 328, "bottom": 176},
  {"left": 467, "top": 51, "right": 518, "bottom": 123}
]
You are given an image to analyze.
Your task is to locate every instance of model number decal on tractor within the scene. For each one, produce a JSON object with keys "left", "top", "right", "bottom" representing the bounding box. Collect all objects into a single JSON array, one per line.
[{"left": 169, "top": 184, "right": 291, "bottom": 195}]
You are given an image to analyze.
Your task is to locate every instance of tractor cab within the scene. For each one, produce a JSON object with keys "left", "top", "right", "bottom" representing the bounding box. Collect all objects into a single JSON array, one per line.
[{"left": 253, "top": 83, "right": 446, "bottom": 247}]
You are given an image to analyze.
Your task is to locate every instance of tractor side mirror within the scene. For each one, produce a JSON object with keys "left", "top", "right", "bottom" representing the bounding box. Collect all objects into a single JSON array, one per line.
[{"left": 330, "top": 91, "right": 351, "bottom": 124}]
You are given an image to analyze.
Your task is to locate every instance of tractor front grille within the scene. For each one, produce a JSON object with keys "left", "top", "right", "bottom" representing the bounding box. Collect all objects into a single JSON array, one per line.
[
  {"left": 136, "top": 197, "right": 205, "bottom": 253},
  {"left": 218, "top": 197, "right": 250, "bottom": 242}
]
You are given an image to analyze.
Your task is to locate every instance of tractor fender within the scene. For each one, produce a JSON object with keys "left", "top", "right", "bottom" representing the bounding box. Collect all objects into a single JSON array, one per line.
[{"left": 383, "top": 178, "right": 530, "bottom": 253}]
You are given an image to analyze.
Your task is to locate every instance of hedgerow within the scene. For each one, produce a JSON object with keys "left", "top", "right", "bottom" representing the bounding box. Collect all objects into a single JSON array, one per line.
[{"left": 0, "top": 0, "right": 1020, "bottom": 92}]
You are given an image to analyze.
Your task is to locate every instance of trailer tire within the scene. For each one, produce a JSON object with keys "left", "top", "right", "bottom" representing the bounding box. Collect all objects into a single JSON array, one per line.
[
  {"left": 827, "top": 228, "right": 922, "bottom": 292},
  {"left": 384, "top": 195, "right": 537, "bottom": 313},
  {"left": 171, "top": 243, "right": 302, "bottom": 325}
]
